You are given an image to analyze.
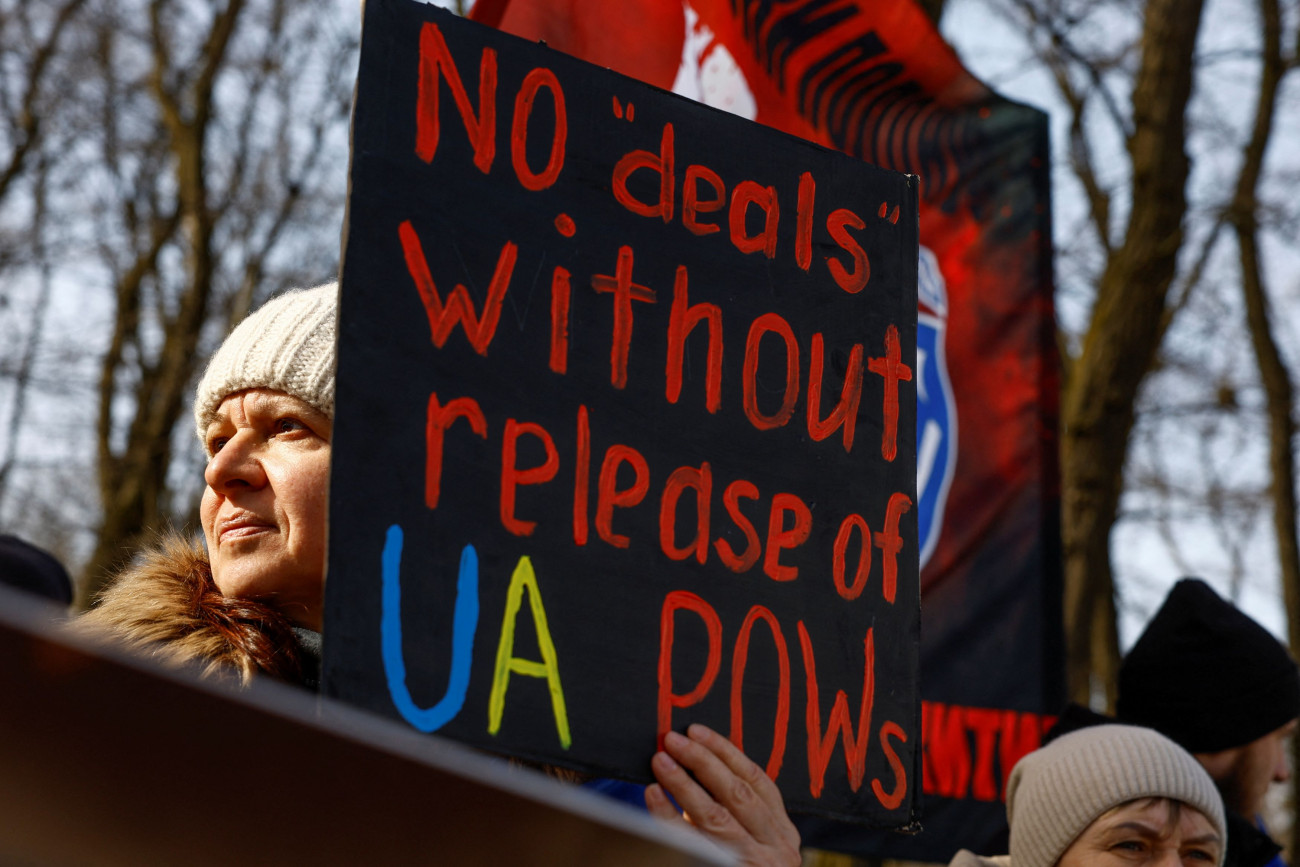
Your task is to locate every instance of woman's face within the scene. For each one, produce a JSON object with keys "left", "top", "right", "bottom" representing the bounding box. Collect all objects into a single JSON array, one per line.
[
  {"left": 1057, "top": 798, "right": 1221, "bottom": 867},
  {"left": 200, "top": 388, "right": 331, "bottom": 630}
]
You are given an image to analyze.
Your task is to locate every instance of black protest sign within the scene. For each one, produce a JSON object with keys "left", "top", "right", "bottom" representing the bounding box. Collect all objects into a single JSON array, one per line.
[{"left": 324, "top": 0, "right": 919, "bottom": 826}]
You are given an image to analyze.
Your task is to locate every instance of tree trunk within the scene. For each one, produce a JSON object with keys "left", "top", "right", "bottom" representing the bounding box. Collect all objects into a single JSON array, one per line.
[
  {"left": 1229, "top": 0, "right": 1300, "bottom": 854},
  {"left": 1060, "top": 0, "right": 1207, "bottom": 706},
  {"left": 78, "top": 0, "right": 247, "bottom": 607}
]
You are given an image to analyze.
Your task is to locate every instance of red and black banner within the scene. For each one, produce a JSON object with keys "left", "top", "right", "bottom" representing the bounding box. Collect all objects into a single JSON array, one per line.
[{"left": 478, "top": 0, "right": 1063, "bottom": 859}]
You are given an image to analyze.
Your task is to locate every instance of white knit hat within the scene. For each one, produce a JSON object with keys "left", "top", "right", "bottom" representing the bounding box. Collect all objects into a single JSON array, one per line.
[
  {"left": 1007, "top": 724, "right": 1225, "bottom": 867},
  {"left": 193, "top": 283, "right": 337, "bottom": 445}
]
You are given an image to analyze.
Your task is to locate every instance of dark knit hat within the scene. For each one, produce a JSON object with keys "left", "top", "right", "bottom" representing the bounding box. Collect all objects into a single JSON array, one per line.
[
  {"left": 1117, "top": 578, "right": 1300, "bottom": 753},
  {"left": 0, "top": 534, "right": 73, "bottom": 605}
]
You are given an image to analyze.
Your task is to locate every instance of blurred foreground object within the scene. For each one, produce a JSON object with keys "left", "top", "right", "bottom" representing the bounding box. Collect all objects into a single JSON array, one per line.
[{"left": 0, "top": 584, "right": 731, "bottom": 866}]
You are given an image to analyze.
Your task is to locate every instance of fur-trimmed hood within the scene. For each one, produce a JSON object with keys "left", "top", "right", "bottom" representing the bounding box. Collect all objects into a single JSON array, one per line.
[{"left": 77, "top": 534, "right": 308, "bottom": 685}]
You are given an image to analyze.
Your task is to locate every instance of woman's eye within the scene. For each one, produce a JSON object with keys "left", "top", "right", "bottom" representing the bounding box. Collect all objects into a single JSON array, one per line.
[
  {"left": 275, "top": 417, "right": 306, "bottom": 434},
  {"left": 1112, "top": 841, "right": 1146, "bottom": 854},
  {"left": 1184, "top": 849, "right": 1216, "bottom": 863},
  {"left": 209, "top": 437, "right": 228, "bottom": 454}
]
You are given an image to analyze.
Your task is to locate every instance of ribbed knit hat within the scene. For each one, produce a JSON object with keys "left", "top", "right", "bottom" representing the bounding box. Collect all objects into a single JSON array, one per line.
[
  {"left": 1117, "top": 578, "right": 1300, "bottom": 753},
  {"left": 1007, "top": 725, "right": 1225, "bottom": 867},
  {"left": 194, "top": 284, "right": 337, "bottom": 446}
]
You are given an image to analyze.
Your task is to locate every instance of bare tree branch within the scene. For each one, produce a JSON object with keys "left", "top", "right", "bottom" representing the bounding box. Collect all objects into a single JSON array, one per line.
[
  {"left": 0, "top": 0, "right": 89, "bottom": 205},
  {"left": 1061, "top": 0, "right": 1207, "bottom": 706},
  {"left": 1221, "top": 0, "right": 1300, "bottom": 852},
  {"left": 0, "top": 153, "right": 53, "bottom": 512}
]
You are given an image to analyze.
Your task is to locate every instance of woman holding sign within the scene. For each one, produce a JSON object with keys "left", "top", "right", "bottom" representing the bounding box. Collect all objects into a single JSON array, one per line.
[{"left": 79, "top": 283, "right": 800, "bottom": 866}]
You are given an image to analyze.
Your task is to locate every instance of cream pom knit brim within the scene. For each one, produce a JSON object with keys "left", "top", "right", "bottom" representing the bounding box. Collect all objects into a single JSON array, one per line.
[
  {"left": 1007, "top": 724, "right": 1225, "bottom": 867},
  {"left": 193, "top": 284, "right": 338, "bottom": 447}
]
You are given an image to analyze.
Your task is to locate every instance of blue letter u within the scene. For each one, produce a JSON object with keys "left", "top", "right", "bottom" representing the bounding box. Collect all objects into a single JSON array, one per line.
[{"left": 380, "top": 524, "right": 479, "bottom": 732}]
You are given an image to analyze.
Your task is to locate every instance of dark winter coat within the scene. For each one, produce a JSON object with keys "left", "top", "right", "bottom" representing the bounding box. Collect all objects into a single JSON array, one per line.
[{"left": 1223, "top": 811, "right": 1283, "bottom": 867}]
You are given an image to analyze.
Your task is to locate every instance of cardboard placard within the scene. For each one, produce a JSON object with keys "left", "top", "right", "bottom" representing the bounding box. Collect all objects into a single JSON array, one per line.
[{"left": 325, "top": 0, "right": 919, "bottom": 826}]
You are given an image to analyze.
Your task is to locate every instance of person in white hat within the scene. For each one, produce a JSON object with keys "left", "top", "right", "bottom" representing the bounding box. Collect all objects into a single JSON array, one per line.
[{"left": 80, "top": 282, "right": 800, "bottom": 866}]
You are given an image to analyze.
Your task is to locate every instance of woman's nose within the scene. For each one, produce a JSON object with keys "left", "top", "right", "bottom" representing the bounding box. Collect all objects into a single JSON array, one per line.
[{"left": 204, "top": 432, "right": 268, "bottom": 491}]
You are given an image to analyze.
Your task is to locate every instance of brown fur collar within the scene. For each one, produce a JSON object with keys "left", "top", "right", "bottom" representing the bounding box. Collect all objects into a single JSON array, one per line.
[{"left": 77, "top": 534, "right": 304, "bottom": 685}]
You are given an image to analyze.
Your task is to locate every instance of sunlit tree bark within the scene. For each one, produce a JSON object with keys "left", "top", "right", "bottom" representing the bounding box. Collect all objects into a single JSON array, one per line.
[{"left": 1058, "top": 0, "right": 1207, "bottom": 706}]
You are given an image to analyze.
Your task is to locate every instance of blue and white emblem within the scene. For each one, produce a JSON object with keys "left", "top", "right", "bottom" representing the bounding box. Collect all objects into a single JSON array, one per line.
[{"left": 916, "top": 246, "right": 957, "bottom": 569}]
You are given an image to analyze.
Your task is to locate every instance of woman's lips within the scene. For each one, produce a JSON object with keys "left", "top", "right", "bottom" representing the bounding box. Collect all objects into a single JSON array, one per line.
[{"left": 217, "top": 515, "right": 275, "bottom": 542}]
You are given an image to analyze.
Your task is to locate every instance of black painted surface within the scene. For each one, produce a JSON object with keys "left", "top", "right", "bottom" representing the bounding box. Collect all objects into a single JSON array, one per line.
[{"left": 326, "top": 0, "right": 918, "bottom": 826}]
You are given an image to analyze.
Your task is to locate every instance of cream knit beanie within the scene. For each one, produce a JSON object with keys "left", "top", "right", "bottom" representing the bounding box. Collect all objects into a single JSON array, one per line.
[
  {"left": 193, "top": 283, "right": 337, "bottom": 446},
  {"left": 1007, "top": 724, "right": 1225, "bottom": 867}
]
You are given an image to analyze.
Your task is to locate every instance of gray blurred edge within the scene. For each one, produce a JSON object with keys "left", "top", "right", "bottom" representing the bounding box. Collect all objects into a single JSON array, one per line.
[{"left": 0, "top": 584, "right": 733, "bottom": 866}]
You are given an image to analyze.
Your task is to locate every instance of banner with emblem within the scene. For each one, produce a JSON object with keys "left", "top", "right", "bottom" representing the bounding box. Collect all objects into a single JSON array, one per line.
[{"left": 475, "top": 0, "right": 1063, "bottom": 859}]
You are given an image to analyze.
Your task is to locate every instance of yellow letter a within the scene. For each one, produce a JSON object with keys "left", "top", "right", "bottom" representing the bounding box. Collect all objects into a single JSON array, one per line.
[{"left": 488, "top": 556, "right": 571, "bottom": 749}]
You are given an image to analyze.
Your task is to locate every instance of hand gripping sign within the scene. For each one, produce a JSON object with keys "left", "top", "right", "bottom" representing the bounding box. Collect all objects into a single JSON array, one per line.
[{"left": 324, "top": 0, "right": 920, "bottom": 826}]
